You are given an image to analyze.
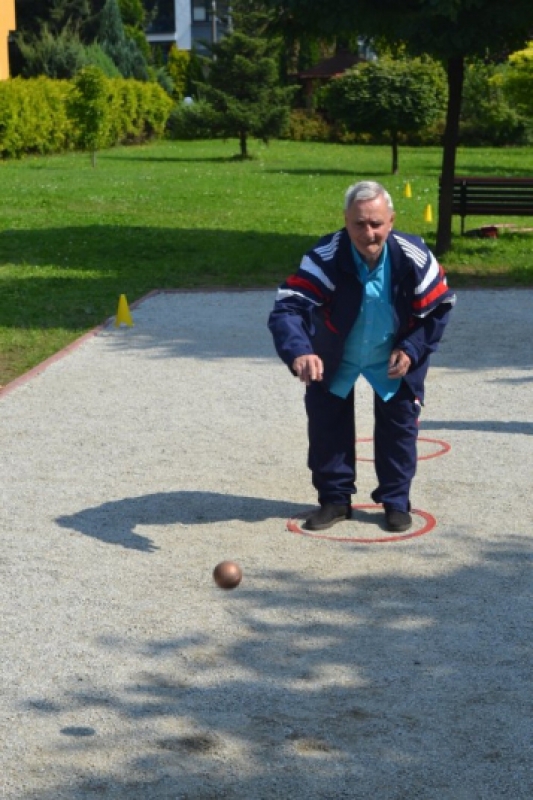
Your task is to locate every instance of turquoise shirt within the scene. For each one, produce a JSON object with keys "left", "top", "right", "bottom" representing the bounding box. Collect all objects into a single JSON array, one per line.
[{"left": 329, "top": 243, "right": 401, "bottom": 401}]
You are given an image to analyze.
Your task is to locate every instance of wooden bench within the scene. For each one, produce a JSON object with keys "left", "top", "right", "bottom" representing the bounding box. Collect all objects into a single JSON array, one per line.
[{"left": 440, "top": 176, "right": 533, "bottom": 234}]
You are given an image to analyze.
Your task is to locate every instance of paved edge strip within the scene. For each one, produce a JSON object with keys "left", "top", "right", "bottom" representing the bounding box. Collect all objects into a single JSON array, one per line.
[
  {"left": 0, "top": 290, "right": 155, "bottom": 400},
  {"left": 0, "top": 288, "right": 269, "bottom": 400}
]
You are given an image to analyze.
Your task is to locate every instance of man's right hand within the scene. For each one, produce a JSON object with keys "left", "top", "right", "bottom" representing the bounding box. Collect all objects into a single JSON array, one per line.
[{"left": 292, "top": 354, "right": 324, "bottom": 385}]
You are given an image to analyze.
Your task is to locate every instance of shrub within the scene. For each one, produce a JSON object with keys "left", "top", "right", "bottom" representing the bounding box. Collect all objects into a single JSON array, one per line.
[
  {"left": 501, "top": 42, "right": 533, "bottom": 120},
  {"left": 167, "top": 45, "right": 190, "bottom": 101},
  {"left": 280, "top": 109, "right": 376, "bottom": 144},
  {"left": 0, "top": 77, "right": 74, "bottom": 158},
  {"left": 36, "top": 76, "right": 76, "bottom": 151},
  {"left": 166, "top": 100, "right": 222, "bottom": 140},
  {"left": 0, "top": 72, "right": 173, "bottom": 160},
  {"left": 461, "top": 60, "right": 530, "bottom": 146},
  {"left": 141, "top": 81, "right": 175, "bottom": 137},
  {"left": 107, "top": 77, "right": 173, "bottom": 143},
  {"left": 283, "top": 109, "right": 333, "bottom": 142},
  {"left": 67, "top": 67, "right": 112, "bottom": 162},
  {"left": 84, "top": 43, "right": 122, "bottom": 78},
  {"left": 153, "top": 67, "right": 175, "bottom": 97}
]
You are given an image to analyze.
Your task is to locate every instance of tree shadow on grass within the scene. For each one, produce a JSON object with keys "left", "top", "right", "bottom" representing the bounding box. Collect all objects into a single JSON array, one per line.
[
  {"left": 263, "top": 167, "right": 390, "bottom": 177},
  {"left": 0, "top": 225, "right": 314, "bottom": 333},
  {"left": 20, "top": 534, "right": 533, "bottom": 799},
  {"left": 103, "top": 154, "right": 248, "bottom": 164},
  {"left": 101, "top": 155, "right": 390, "bottom": 176},
  {"left": 2, "top": 227, "right": 532, "bottom": 373}
]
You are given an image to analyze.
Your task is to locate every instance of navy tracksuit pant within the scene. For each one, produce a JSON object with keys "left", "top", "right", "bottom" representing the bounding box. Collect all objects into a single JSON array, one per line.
[{"left": 305, "top": 380, "right": 420, "bottom": 512}]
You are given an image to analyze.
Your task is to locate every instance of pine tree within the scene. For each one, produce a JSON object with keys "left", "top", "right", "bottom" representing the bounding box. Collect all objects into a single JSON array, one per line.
[
  {"left": 12, "top": 0, "right": 93, "bottom": 77},
  {"left": 49, "top": 0, "right": 92, "bottom": 34},
  {"left": 17, "top": 22, "right": 88, "bottom": 78},
  {"left": 196, "top": 26, "right": 294, "bottom": 158},
  {"left": 98, "top": 0, "right": 148, "bottom": 79}
]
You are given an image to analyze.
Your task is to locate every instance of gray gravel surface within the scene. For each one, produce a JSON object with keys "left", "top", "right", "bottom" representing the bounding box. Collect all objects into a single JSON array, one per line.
[{"left": 1, "top": 289, "right": 532, "bottom": 800}]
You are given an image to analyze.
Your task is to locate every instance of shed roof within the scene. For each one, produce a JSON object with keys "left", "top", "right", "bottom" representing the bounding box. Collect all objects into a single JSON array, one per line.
[{"left": 298, "top": 50, "right": 360, "bottom": 80}]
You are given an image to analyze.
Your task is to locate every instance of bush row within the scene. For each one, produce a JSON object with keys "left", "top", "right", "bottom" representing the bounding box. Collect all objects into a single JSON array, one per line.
[
  {"left": 258, "top": 107, "right": 527, "bottom": 146},
  {"left": 166, "top": 105, "right": 447, "bottom": 146},
  {"left": 0, "top": 73, "right": 173, "bottom": 158}
]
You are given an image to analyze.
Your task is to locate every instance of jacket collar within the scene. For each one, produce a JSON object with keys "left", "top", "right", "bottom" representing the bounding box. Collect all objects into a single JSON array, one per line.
[{"left": 339, "top": 228, "right": 412, "bottom": 282}]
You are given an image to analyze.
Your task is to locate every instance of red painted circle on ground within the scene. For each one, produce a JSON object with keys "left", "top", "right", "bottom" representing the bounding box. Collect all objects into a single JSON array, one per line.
[
  {"left": 356, "top": 436, "right": 451, "bottom": 462},
  {"left": 287, "top": 503, "right": 436, "bottom": 543}
]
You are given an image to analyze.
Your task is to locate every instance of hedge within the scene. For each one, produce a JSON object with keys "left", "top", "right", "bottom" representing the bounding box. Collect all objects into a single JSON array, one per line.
[
  {"left": 0, "top": 77, "right": 74, "bottom": 158},
  {"left": 0, "top": 72, "right": 174, "bottom": 159}
]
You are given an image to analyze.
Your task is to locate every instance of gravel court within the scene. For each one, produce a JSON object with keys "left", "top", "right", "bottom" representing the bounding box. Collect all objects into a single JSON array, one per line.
[{"left": 1, "top": 288, "right": 532, "bottom": 800}]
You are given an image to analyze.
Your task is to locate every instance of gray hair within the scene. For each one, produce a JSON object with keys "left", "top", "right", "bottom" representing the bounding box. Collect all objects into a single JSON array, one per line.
[{"left": 344, "top": 181, "right": 394, "bottom": 213}]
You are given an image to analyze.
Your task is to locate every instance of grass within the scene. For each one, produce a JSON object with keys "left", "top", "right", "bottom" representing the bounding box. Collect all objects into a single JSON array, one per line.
[{"left": 1, "top": 138, "right": 532, "bottom": 385}]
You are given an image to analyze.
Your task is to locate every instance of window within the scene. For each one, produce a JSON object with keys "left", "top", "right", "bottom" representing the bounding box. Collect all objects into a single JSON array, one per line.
[
  {"left": 145, "top": 0, "right": 176, "bottom": 33},
  {"left": 192, "top": 0, "right": 207, "bottom": 22}
]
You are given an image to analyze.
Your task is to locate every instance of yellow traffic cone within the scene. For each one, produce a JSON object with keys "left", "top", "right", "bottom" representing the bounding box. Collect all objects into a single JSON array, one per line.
[
  {"left": 404, "top": 182, "right": 412, "bottom": 198},
  {"left": 115, "top": 294, "right": 134, "bottom": 327},
  {"left": 424, "top": 204, "right": 433, "bottom": 223}
]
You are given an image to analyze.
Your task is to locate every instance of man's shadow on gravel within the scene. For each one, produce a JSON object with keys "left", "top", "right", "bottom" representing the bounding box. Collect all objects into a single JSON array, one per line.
[{"left": 56, "top": 491, "right": 311, "bottom": 552}]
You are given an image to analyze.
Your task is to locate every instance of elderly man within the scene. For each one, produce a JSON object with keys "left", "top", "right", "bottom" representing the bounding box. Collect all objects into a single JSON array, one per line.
[{"left": 268, "top": 180, "right": 455, "bottom": 532}]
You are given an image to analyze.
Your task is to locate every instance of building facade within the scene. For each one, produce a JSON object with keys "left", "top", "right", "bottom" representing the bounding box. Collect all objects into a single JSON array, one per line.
[
  {"left": 145, "top": 0, "right": 231, "bottom": 54},
  {"left": 0, "top": 0, "right": 16, "bottom": 79}
]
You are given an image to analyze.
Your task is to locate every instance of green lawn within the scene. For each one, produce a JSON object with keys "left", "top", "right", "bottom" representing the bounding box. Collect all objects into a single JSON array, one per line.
[{"left": 1, "top": 138, "right": 532, "bottom": 385}]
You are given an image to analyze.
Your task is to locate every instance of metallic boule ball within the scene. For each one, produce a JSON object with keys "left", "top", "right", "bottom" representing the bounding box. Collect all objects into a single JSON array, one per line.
[{"left": 213, "top": 560, "right": 242, "bottom": 590}]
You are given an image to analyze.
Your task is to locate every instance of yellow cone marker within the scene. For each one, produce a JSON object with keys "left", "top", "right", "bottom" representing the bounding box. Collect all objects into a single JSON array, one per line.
[
  {"left": 424, "top": 204, "right": 433, "bottom": 223},
  {"left": 115, "top": 294, "right": 134, "bottom": 327},
  {"left": 404, "top": 182, "right": 412, "bottom": 198}
]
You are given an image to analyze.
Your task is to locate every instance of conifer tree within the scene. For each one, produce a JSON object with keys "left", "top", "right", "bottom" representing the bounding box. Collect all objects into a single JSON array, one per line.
[
  {"left": 196, "top": 12, "right": 294, "bottom": 158},
  {"left": 17, "top": 22, "right": 88, "bottom": 78},
  {"left": 98, "top": 0, "right": 148, "bottom": 79}
]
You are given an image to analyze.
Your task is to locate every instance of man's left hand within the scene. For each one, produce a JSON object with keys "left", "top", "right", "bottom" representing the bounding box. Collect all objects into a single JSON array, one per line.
[{"left": 388, "top": 349, "right": 411, "bottom": 379}]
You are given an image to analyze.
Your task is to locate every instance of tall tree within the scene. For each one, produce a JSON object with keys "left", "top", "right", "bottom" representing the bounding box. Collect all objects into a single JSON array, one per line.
[
  {"left": 195, "top": 24, "right": 294, "bottom": 158},
  {"left": 262, "top": 0, "right": 533, "bottom": 254},
  {"left": 11, "top": 0, "right": 93, "bottom": 75},
  {"left": 117, "top": 0, "right": 151, "bottom": 61},
  {"left": 13, "top": 0, "right": 93, "bottom": 34},
  {"left": 98, "top": 0, "right": 148, "bottom": 79},
  {"left": 48, "top": 0, "right": 92, "bottom": 33}
]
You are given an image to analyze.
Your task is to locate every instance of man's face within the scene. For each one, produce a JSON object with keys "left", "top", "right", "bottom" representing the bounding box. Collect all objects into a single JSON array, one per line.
[{"left": 344, "top": 195, "right": 395, "bottom": 268}]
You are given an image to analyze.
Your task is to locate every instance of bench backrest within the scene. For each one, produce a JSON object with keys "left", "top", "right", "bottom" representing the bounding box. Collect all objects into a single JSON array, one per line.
[{"left": 442, "top": 176, "right": 533, "bottom": 217}]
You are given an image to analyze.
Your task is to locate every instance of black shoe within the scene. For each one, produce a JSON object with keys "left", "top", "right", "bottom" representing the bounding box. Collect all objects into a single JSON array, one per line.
[
  {"left": 304, "top": 503, "right": 352, "bottom": 531},
  {"left": 385, "top": 509, "right": 412, "bottom": 532}
]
